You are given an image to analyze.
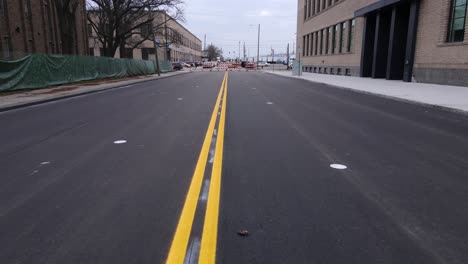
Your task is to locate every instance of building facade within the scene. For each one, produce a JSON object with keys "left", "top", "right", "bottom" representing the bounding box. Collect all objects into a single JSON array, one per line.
[
  {"left": 0, "top": 0, "right": 88, "bottom": 60},
  {"left": 297, "top": 0, "right": 468, "bottom": 86},
  {"left": 88, "top": 12, "right": 202, "bottom": 62}
]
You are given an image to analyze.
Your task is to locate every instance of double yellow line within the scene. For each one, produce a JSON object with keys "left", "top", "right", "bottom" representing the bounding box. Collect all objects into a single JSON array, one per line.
[{"left": 166, "top": 72, "right": 228, "bottom": 264}]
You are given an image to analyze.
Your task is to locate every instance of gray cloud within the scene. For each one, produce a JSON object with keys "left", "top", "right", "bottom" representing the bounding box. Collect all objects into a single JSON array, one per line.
[{"left": 181, "top": 0, "right": 297, "bottom": 59}]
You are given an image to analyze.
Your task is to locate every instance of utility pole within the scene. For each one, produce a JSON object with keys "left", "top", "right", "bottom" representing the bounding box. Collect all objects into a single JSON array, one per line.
[
  {"left": 204, "top": 34, "right": 206, "bottom": 51},
  {"left": 257, "top": 24, "right": 260, "bottom": 70},
  {"left": 164, "top": 14, "right": 169, "bottom": 61},
  {"left": 152, "top": 30, "right": 161, "bottom": 76},
  {"left": 287, "top": 43, "right": 290, "bottom": 70},
  {"left": 243, "top": 42, "right": 246, "bottom": 61},
  {"left": 238, "top": 41, "right": 241, "bottom": 63}
]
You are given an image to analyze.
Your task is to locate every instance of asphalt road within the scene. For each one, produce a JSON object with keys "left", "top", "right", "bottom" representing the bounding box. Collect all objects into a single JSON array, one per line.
[{"left": 1, "top": 71, "right": 468, "bottom": 264}]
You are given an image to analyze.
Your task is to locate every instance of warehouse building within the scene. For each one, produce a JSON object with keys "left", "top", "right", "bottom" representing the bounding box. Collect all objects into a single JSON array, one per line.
[
  {"left": 297, "top": 0, "right": 468, "bottom": 86},
  {"left": 88, "top": 11, "right": 202, "bottom": 62}
]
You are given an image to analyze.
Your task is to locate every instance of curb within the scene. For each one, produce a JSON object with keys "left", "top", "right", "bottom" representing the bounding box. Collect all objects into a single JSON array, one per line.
[
  {"left": 0, "top": 71, "right": 190, "bottom": 113},
  {"left": 264, "top": 71, "right": 468, "bottom": 116}
]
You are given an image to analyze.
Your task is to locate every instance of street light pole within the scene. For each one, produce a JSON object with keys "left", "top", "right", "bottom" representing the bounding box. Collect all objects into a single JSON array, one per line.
[{"left": 257, "top": 24, "right": 260, "bottom": 70}]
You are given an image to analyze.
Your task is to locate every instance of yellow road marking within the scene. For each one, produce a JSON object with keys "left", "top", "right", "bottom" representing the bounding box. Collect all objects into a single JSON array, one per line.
[
  {"left": 166, "top": 72, "right": 228, "bottom": 264},
  {"left": 198, "top": 73, "right": 228, "bottom": 264}
]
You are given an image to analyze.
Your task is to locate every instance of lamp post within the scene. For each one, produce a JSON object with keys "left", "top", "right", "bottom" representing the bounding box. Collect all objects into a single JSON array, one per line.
[{"left": 257, "top": 24, "right": 260, "bottom": 70}]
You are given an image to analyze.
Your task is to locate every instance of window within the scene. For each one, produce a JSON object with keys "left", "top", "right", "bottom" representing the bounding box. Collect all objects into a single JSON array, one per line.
[
  {"left": 448, "top": 0, "right": 467, "bottom": 42},
  {"left": 314, "top": 31, "right": 318, "bottom": 55},
  {"left": 312, "top": 0, "right": 316, "bottom": 15},
  {"left": 141, "top": 24, "right": 152, "bottom": 37},
  {"left": 348, "top": 19, "right": 355, "bottom": 52},
  {"left": 306, "top": 34, "right": 310, "bottom": 56},
  {"left": 332, "top": 24, "right": 338, "bottom": 54},
  {"left": 142, "top": 48, "right": 155, "bottom": 60},
  {"left": 123, "top": 48, "right": 133, "bottom": 59},
  {"left": 311, "top": 32, "right": 315, "bottom": 56},
  {"left": 340, "top": 22, "right": 346, "bottom": 53},
  {"left": 0, "top": 0, "right": 4, "bottom": 16},
  {"left": 304, "top": 0, "right": 308, "bottom": 19},
  {"left": 326, "top": 27, "right": 331, "bottom": 54},
  {"left": 319, "top": 29, "right": 323, "bottom": 55},
  {"left": 302, "top": 36, "right": 305, "bottom": 56}
]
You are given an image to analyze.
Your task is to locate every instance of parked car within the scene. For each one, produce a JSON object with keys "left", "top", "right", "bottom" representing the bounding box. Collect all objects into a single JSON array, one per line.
[
  {"left": 181, "top": 62, "right": 191, "bottom": 67},
  {"left": 258, "top": 61, "right": 269, "bottom": 67},
  {"left": 172, "top": 62, "right": 183, "bottom": 70}
]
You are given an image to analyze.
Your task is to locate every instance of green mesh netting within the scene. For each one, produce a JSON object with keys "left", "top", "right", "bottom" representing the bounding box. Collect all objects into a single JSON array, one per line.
[{"left": 0, "top": 54, "right": 172, "bottom": 91}]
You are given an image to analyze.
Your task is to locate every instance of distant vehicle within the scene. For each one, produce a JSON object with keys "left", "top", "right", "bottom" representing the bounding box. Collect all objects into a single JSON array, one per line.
[
  {"left": 181, "top": 62, "right": 191, "bottom": 68},
  {"left": 172, "top": 62, "right": 183, "bottom": 70},
  {"left": 258, "top": 62, "right": 269, "bottom": 67},
  {"left": 186, "top": 61, "right": 195, "bottom": 67},
  {"left": 194, "top": 61, "right": 202, "bottom": 67},
  {"left": 203, "top": 62, "right": 215, "bottom": 68}
]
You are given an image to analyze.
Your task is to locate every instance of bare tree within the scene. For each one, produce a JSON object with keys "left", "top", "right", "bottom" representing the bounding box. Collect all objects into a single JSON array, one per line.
[
  {"left": 55, "top": 0, "right": 80, "bottom": 54},
  {"left": 87, "top": 0, "right": 184, "bottom": 58},
  {"left": 206, "top": 44, "right": 222, "bottom": 61}
]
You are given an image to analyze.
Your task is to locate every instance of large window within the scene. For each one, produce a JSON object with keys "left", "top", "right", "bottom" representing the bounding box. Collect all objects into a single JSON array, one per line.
[
  {"left": 314, "top": 32, "right": 318, "bottom": 55},
  {"left": 448, "top": 0, "right": 467, "bottom": 42},
  {"left": 319, "top": 30, "right": 323, "bottom": 55},
  {"left": 348, "top": 19, "right": 355, "bottom": 52},
  {"left": 332, "top": 24, "right": 338, "bottom": 54},
  {"left": 340, "top": 22, "right": 346, "bottom": 53},
  {"left": 302, "top": 35, "right": 306, "bottom": 56},
  {"left": 304, "top": 0, "right": 308, "bottom": 19}
]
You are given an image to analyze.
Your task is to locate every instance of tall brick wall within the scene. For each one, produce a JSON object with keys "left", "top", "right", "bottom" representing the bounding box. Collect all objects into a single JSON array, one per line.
[
  {"left": 414, "top": 0, "right": 468, "bottom": 69},
  {"left": 0, "top": 0, "right": 88, "bottom": 59},
  {"left": 412, "top": 0, "right": 468, "bottom": 86}
]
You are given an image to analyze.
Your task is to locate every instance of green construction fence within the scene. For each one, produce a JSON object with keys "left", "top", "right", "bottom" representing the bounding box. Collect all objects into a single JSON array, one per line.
[{"left": 0, "top": 54, "right": 173, "bottom": 92}]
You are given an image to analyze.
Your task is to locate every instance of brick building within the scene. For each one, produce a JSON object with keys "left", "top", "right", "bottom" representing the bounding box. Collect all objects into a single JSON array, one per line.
[
  {"left": 88, "top": 11, "right": 202, "bottom": 62},
  {"left": 0, "top": 0, "right": 88, "bottom": 60},
  {"left": 297, "top": 0, "right": 468, "bottom": 86}
]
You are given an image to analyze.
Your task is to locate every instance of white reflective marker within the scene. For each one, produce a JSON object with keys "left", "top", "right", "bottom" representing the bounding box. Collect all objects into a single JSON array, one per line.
[
  {"left": 330, "top": 164, "right": 347, "bottom": 170},
  {"left": 114, "top": 140, "right": 127, "bottom": 144},
  {"left": 266, "top": 102, "right": 274, "bottom": 105},
  {"left": 40, "top": 161, "right": 51, "bottom": 165},
  {"left": 178, "top": 98, "right": 183, "bottom": 100}
]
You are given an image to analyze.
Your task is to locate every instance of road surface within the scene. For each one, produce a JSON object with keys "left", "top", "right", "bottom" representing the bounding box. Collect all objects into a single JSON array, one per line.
[{"left": 1, "top": 71, "right": 468, "bottom": 264}]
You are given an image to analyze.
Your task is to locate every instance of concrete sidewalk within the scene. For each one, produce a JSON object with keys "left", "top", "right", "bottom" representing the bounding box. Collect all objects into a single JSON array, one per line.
[
  {"left": 0, "top": 71, "right": 189, "bottom": 112},
  {"left": 265, "top": 70, "right": 468, "bottom": 113}
]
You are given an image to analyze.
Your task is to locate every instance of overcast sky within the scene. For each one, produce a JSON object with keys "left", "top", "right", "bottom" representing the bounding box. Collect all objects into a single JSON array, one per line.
[{"left": 180, "top": 0, "right": 298, "bottom": 59}]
